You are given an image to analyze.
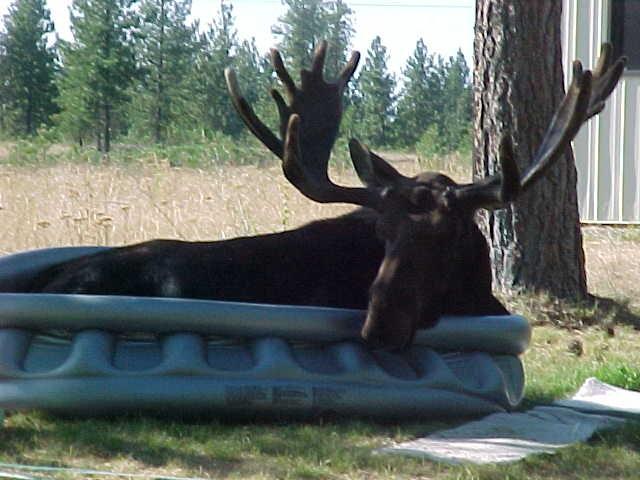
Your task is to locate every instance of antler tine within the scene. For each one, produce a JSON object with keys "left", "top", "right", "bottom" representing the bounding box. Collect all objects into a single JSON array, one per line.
[
  {"left": 338, "top": 51, "right": 361, "bottom": 90},
  {"left": 271, "top": 47, "right": 297, "bottom": 99},
  {"left": 519, "top": 61, "right": 592, "bottom": 191},
  {"left": 453, "top": 137, "right": 520, "bottom": 209},
  {"left": 310, "top": 40, "right": 328, "bottom": 78},
  {"left": 225, "top": 68, "right": 284, "bottom": 159},
  {"left": 224, "top": 44, "right": 324, "bottom": 161},
  {"left": 587, "top": 43, "right": 626, "bottom": 119},
  {"left": 227, "top": 41, "right": 360, "bottom": 168},
  {"left": 454, "top": 58, "right": 596, "bottom": 210},
  {"left": 283, "top": 115, "right": 382, "bottom": 209}
]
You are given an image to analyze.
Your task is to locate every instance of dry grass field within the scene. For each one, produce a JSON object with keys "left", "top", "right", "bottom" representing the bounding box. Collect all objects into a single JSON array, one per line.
[{"left": 0, "top": 161, "right": 357, "bottom": 252}]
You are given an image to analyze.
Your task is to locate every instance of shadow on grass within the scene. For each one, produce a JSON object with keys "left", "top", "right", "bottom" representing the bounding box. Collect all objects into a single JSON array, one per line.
[
  {"left": 0, "top": 414, "right": 244, "bottom": 476},
  {"left": 1, "top": 409, "right": 638, "bottom": 480},
  {"left": 502, "top": 291, "right": 640, "bottom": 330},
  {"left": 0, "top": 409, "right": 491, "bottom": 479},
  {"left": 0, "top": 411, "right": 448, "bottom": 474},
  {"left": 587, "top": 294, "right": 640, "bottom": 329}
]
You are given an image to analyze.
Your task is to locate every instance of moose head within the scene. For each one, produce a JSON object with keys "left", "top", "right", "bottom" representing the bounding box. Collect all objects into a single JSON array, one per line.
[{"left": 227, "top": 43, "right": 624, "bottom": 350}]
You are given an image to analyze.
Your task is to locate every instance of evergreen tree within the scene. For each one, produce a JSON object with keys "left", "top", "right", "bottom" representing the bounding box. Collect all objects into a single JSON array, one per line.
[
  {"left": 272, "top": 0, "right": 354, "bottom": 81},
  {"left": 357, "top": 36, "right": 395, "bottom": 147},
  {"left": 323, "top": 0, "right": 354, "bottom": 80},
  {"left": 130, "top": 0, "right": 198, "bottom": 143},
  {"left": 441, "top": 49, "right": 472, "bottom": 151},
  {"left": 195, "top": 1, "right": 238, "bottom": 137},
  {"left": 194, "top": 3, "right": 272, "bottom": 138},
  {"left": 0, "top": 0, "right": 59, "bottom": 136},
  {"left": 56, "top": 0, "right": 137, "bottom": 152},
  {"left": 272, "top": 0, "right": 324, "bottom": 75},
  {"left": 233, "top": 38, "right": 272, "bottom": 108},
  {"left": 395, "top": 39, "right": 444, "bottom": 147}
]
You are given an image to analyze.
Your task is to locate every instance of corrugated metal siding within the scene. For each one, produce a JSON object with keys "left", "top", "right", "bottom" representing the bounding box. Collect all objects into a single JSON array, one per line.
[{"left": 562, "top": 0, "right": 640, "bottom": 223}]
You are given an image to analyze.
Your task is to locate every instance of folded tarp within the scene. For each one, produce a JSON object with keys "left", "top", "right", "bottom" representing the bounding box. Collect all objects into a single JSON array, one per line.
[
  {"left": 378, "top": 378, "right": 637, "bottom": 464},
  {"left": 0, "top": 247, "right": 531, "bottom": 418}
]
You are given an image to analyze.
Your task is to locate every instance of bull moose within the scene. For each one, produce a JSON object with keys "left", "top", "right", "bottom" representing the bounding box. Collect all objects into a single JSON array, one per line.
[{"left": 0, "top": 42, "right": 624, "bottom": 350}]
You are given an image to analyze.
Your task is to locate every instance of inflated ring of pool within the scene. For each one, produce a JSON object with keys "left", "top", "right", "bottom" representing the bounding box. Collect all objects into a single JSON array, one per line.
[{"left": 0, "top": 247, "right": 531, "bottom": 419}]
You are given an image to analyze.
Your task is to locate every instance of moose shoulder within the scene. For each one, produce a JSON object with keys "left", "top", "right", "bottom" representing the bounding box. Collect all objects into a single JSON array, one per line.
[{"left": 3, "top": 42, "right": 624, "bottom": 350}]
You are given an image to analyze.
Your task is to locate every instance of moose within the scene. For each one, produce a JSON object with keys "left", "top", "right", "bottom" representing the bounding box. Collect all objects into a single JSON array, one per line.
[{"left": 0, "top": 42, "right": 624, "bottom": 350}]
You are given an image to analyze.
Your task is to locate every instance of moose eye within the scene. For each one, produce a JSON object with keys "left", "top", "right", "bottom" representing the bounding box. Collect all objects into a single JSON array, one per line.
[{"left": 380, "top": 186, "right": 395, "bottom": 201}]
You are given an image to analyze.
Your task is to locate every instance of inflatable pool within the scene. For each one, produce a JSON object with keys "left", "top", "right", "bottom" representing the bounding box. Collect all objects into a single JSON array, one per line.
[{"left": 0, "top": 248, "right": 530, "bottom": 418}]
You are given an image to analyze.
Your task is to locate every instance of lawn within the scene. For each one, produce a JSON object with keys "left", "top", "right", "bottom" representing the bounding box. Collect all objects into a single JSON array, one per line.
[{"left": 0, "top": 155, "right": 638, "bottom": 479}]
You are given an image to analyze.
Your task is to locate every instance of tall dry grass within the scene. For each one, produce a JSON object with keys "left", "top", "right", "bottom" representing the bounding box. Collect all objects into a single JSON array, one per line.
[
  {"left": 583, "top": 226, "right": 640, "bottom": 306},
  {"left": 0, "top": 156, "right": 637, "bottom": 311},
  {"left": 0, "top": 160, "right": 399, "bottom": 254}
]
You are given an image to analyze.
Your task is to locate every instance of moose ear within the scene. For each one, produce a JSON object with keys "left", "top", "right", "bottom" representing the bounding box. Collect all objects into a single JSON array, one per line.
[{"left": 348, "top": 139, "right": 405, "bottom": 188}]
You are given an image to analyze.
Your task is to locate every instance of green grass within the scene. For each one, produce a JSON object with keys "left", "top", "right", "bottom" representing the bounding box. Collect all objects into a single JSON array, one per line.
[
  {"left": 523, "top": 325, "right": 640, "bottom": 403},
  {"left": 0, "top": 129, "right": 363, "bottom": 169},
  {"left": 1, "top": 325, "right": 639, "bottom": 479},
  {"left": 0, "top": 135, "right": 279, "bottom": 168}
]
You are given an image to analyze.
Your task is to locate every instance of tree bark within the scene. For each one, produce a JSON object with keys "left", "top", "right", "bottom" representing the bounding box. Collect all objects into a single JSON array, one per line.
[
  {"left": 104, "top": 103, "right": 111, "bottom": 153},
  {"left": 26, "top": 91, "right": 33, "bottom": 136},
  {"left": 155, "top": 0, "right": 166, "bottom": 144},
  {"left": 473, "top": 0, "right": 587, "bottom": 298}
]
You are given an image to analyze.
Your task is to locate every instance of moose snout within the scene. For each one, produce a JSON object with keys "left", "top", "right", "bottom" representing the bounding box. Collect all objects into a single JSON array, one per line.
[{"left": 360, "top": 310, "right": 416, "bottom": 351}]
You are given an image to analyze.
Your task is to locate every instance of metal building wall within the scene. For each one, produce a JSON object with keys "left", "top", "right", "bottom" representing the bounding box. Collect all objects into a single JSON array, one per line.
[{"left": 562, "top": 0, "right": 640, "bottom": 223}]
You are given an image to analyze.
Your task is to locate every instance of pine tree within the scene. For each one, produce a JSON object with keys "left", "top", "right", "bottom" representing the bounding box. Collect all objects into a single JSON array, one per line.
[
  {"left": 194, "top": 2, "right": 273, "bottom": 139},
  {"left": 56, "top": 0, "right": 137, "bottom": 152},
  {"left": 272, "top": 0, "right": 354, "bottom": 81},
  {"left": 0, "top": 0, "right": 59, "bottom": 136},
  {"left": 441, "top": 50, "right": 472, "bottom": 152},
  {"left": 130, "top": 0, "right": 198, "bottom": 143},
  {"left": 232, "top": 38, "right": 272, "bottom": 107},
  {"left": 395, "top": 39, "right": 444, "bottom": 147},
  {"left": 323, "top": 0, "right": 354, "bottom": 81},
  {"left": 272, "top": 0, "right": 324, "bottom": 75},
  {"left": 357, "top": 36, "right": 395, "bottom": 147},
  {"left": 195, "top": 1, "right": 238, "bottom": 137}
]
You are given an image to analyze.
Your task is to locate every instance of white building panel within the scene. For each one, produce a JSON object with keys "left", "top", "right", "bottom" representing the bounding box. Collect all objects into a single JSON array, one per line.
[{"left": 562, "top": 0, "right": 640, "bottom": 223}]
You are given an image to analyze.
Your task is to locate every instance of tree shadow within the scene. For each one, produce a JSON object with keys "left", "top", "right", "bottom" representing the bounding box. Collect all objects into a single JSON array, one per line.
[
  {"left": 502, "top": 291, "right": 640, "bottom": 330},
  {"left": 586, "top": 294, "right": 640, "bottom": 329},
  {"left": 0, "top": 414, "right": 244, "bottom": 477}
]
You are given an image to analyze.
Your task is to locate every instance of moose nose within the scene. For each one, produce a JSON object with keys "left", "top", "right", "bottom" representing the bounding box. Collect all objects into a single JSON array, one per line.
[
  {"left": 360, "top": 322, "right": 412, "bottom": 351},
  {"left": 360, "top": 326, "right": 386, "bottom": 350}
]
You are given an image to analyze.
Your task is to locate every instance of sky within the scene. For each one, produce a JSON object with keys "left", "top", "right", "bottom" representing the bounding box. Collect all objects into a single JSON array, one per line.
[{"left": 0, "top": 0, "right": 475, "bottom": 76}]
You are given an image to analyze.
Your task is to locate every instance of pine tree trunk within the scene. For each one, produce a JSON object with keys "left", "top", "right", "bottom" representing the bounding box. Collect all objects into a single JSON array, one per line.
[
  {"left": 473, "top": 0, "right": 587, "bottom": 298},
  {"left": 104, "top": 103, "right": 111, "bottom": 154},
  {"left": 26, "top": 90, "right": 33, "bottom": 136},
  {"left": 155, "top": 0, "right": 166, "bottom": 144}
]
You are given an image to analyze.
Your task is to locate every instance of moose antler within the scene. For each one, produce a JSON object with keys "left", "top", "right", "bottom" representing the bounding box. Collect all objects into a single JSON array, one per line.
[
  {"left": 225, "top": 41, "right": 360, "bottom": 179},
  {"left": 452, "top": 43, "right": 626, "bottom": 210},
  {"left": 282, "top": 114, "right": 383, "bottom": 209},
  {"left": 281, "top": 44, "right": 625, "bottom": 214}
]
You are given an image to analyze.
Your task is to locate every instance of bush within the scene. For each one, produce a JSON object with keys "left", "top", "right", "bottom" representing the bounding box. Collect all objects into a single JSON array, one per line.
[
  {"left": 0, "top": 130, "right": 277, "bottom": 168},
  {"left": 415, "top": 124, "right": 448, "bottom": 162}
]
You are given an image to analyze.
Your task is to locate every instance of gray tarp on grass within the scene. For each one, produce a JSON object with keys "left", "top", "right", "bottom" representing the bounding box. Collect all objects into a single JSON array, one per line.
[
  {"left": 378, "top": 378, "right": 637, "bottom": 463},
  {"left": 0, "top": 247, "right": 530, "bottom": 418}
]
